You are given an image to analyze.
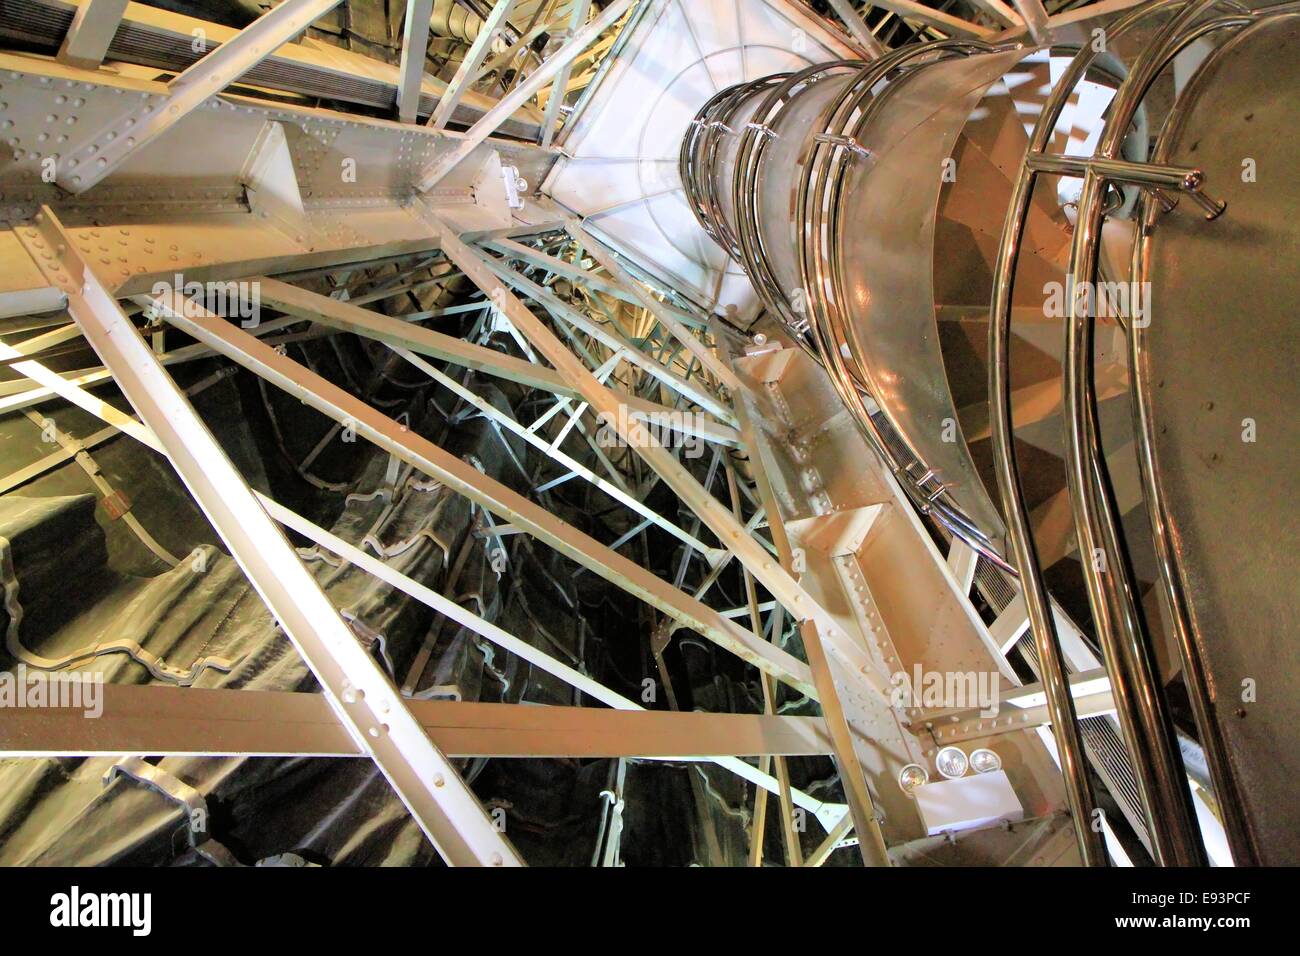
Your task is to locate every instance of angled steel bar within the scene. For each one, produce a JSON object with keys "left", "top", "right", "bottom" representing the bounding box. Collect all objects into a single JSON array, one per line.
[
  {"left": 826, "top": 0, "right": 886, "bottom": 57},
  {"left": 1009, "top": 0, "right": 1052, "bottom": 43},
  {"left": 0, "top": 314, "right": 309, "bottom": 414},
  {"left": 724, "top": 454, "right": 802, "bottom": 867},
  {"left": 57, "top": 0, "right": 129, "bottom": 69},
  {"left": 854, "top": 0, "right": 993, "bottom": 39},
  {"left": 142, "top": 296, "right": 817, "bottom": 697},
  {"left": 479, "top": 252, "right": 734, "bottom": 419},
  {"left": 417, "top": 0, "right": 637, "bottom": 190},
  {"left": 428, "top": 0, "right": 524, "bottom": 130},
  {"left": 486, "top": 237, "right": 640, "bottom": 305},
  {"left": 12, "top": 209, "right": 522, "bottom": 868},
  {"left": 439, "top": 220, "right": 880, "bottom": 677},
  {"left": 436, "top": 220, "right": 894, "bottom": 862},
  {"left": 538, "top": 0, "right": 593, "bottom": 148},
  {"left": 398, "top": 0, "right": 437, "bottom": 123},
  {"left": 554, "top": 0, "right": 653, "bottom": 148},
  {"left": 58, "top": 0, "right": 344, "bottom": 193},
  {"left": 968, "top": 0, "right": 1026, "bottom": 29},
  {"left": 254, "top": 277, "right": 739, "bottom": 445},
  {"left": 474, "top": 14, "right": 552, "bottom": 91},
  {"left": 393, "top": 345, "right": 722, "bottom": 558},
  {"left": 564, "top": 219, "right": 741, "bottom": 392}
]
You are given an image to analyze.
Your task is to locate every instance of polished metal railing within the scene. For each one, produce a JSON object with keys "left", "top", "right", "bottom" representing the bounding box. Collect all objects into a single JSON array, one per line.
[{"left": 988, "top": 0, "right": 1291, "bottom": 866}]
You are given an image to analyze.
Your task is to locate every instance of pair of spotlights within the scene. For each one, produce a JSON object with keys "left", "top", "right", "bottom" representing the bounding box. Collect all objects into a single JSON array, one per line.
[{"left": 898, "top": 747, "right": 1002, "bottom": 795}]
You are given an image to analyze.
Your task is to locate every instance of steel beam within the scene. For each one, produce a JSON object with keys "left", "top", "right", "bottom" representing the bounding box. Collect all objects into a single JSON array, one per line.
[
  {"left": 428, "top": 0, "right": 524, "bottom": 131},
  {"left": 264, "top": 484, "right": 838, "bottom": 823},
  {"left": 1009, "top": 0, "right": 1052, "bottom": 43},
  {"left": 13, "top": 208, "right": 522, "bottom": 868},
  {"left": 57, "top": 0, "right": 344, "bottom": 192},
  {"left": 855, "top": 0, "right": 993, "bottom": 39},
  {"left": 436, "top": 220, "right": 883, "bottom": 691},
  {"left": 0, "top": 348, "right": 834, "bottom": 822},
  {"left": 141, "top": 294, "right": 817, "bottom": 697},
  {"left": 565, "top": 220, "right": 740, "bottom": 392},
  {"left": 727, "top": 370, "right": 891, "bottom": 867},
  {"left": 479, "top": 252, "right": 734, "bottom": 419},
  {"left": 538, "top": 0, "right": 592, "bottom": 148},
  {"left": 398, "top": 0, "right": 437, "bottom": 123},
  {"left": 486, "top": 237, "right": 640, "bottom": 304},
  {"left": 57, "top": 0, "right": 129, "bottom": 70},
  {"left": 417, "top": 0, "right": 636, "bottom": 190},
  {"left": 968, "top": 0, "right": 1026, "bottom": 29},
  {"left": 0, "top": 686, "right": 833, "bottom": 758},
  {"left": 438, "top": 220, "right": 894, "bottom": 861},
  {"left": 254, "top": 277, "right": 740, "bottom": 444},
  {"left": 825, "top": 0, "right": 886, "bottom": 58},
  {"left": 392, "top": 346, "right": 722, "bottom": 559}
]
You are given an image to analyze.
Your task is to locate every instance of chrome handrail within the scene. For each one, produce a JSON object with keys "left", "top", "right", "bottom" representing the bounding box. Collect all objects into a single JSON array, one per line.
[
  {"left": 1126, "top": 15, "right": 1266, "bottom": 862},
  {"left": 990, "top": 0, "right": 1275, "bottom": 865},
  {"left": 679, "top": 46, "right": 1018, "bottom": 571},
  {"left": 1062, "top": 0, "right": 1248, "bottom": 869},
  {"left": 990, "top": 0, "right": 1198, "bottom": 868}
]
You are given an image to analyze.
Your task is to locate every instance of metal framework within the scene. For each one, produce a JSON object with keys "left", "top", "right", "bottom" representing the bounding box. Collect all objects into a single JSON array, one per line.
[{"left": 1, "top": 0, "right": 1249, "bottom": 869}]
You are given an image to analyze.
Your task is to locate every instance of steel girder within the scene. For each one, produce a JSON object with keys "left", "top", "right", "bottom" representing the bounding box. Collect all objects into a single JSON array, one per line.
[{"left": 12, "top": 207, "right": 524, "bottom": 867}]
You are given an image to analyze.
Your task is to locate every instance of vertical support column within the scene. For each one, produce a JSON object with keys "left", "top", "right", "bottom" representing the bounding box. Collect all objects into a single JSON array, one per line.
[
  {"left": 728, "top": 377, "right": 891, "bottom": 867},
  {"left": 397, "top": 0, "right": 436, "bottom": 123},
  {"left": 724, "top": 457, "right": 802, "bottom": 867}
]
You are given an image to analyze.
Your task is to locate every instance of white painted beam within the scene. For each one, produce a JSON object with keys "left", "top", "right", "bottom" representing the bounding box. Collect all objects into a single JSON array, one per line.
[
  {"left": 12, "top": 207, "right": 522, "bottom": 868},
  {"left": 397, "top": 0, "right": 437, "bottom": 122},
  {"left": 57, "top": 0, "right": 129, "bottom": 70},
  {"left": 58, "top": 0, "right": 343, "bottom": 192}
]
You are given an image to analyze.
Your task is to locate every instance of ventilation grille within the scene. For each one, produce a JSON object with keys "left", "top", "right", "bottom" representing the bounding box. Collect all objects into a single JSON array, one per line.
[{"left": 1017, "top": 634, "right": 1151, "bottom": 850}]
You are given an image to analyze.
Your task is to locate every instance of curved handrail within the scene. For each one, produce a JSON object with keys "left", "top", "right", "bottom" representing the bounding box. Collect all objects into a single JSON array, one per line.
[
  {"left": 990, "top": 0, "right": 1284, "bottom": 865},
  {"left": 988, "top": 0, "right": 1197, "bottom": 869}
]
